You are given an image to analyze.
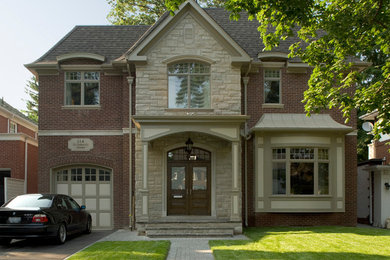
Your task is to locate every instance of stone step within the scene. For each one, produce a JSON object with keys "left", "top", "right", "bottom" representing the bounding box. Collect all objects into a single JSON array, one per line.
[
  {"left": 145, "top": 222, "right": 237, "bottom": 229},
  {"left": 146, "top": 228, "right": 234, "bottom": 237}
]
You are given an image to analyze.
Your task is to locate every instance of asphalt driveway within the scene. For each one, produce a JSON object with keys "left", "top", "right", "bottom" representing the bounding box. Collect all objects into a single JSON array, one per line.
[{"left": 0, "top": 230, "right": 114, "bottom": 260}]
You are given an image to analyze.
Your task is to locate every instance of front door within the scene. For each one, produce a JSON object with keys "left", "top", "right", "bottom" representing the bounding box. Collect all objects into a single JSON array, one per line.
[{"left": 167, "top": 148, "right": 211, "bottom": 215}]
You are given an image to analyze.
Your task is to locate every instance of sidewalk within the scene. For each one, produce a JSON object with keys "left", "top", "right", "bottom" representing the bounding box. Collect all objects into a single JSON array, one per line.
[{"left": 99, "top": 230, "right": 249, "bottom": 260}]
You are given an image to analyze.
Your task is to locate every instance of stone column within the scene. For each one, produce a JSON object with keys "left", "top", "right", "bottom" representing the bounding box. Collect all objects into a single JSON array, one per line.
[
  {"left": 231, "top": 141, "right": 241, "bottom": 221},
  {"left": 140, "top": 141, "right": 149, "bottom": 221}
]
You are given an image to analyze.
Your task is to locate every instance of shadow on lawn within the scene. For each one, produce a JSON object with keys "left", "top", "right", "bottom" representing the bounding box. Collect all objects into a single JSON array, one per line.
[{"left": 244, "top": 226, "right": 390, "bottom": 239}]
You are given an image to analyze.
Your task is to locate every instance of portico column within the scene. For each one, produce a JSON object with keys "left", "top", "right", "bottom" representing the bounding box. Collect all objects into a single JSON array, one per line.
[
  {"left": 140, "top": 141, "right": 149, "bottom": 221},
  {"left": 231, "top": 141, "right": 241, "bottom": 221}
]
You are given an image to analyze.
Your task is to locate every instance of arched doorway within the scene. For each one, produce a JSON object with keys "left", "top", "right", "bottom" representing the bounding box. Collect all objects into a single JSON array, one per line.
[{"left": 167, "top": 147, "right": 211, "bottom": 215}]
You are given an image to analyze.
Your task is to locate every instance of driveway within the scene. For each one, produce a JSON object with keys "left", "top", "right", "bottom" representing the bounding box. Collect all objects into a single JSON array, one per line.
[{"left": 0, "top": 230, "right": 113, "bottom": 260}]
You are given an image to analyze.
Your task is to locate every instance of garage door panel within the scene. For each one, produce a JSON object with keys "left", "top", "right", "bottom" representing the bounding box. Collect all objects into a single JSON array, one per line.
[
  {"left": 90, "top": 212, "right": 97, "bottom": 227},
  {"left": 99, "top": 198, "right": 111, "bottom": 210},
  {"left": 99, "top": 213, "right": 111, "bottom": 227},
  {"left": 85, "top": 184, "right": 97, "bottom": 196},
  {"left": 71, "top": 184, "right": 83, "bottom": 196},
  {"left": 57, "top": 184, "right": 68, "bottom": 195},
  {"left": 99, "top": 184, "right": 110, "bottom": 196},
  {"left": 86, "top": 198, "right": 97, "bottom": 210}
]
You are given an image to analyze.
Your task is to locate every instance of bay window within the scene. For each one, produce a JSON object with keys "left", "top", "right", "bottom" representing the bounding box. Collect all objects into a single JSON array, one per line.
[
  {"left": 272, "top": 147, "right": 329, "bottom": 195},
  {"left": 65, "top": 72, "right": 100, "bottom": 106},
  {"left": 168, "top": 62, "right": 210, "bottom": 109}
]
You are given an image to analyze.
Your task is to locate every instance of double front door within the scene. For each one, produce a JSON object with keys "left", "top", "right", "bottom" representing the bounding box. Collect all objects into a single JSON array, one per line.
[{"left": 167, "top": 161, "right": 211, "bottom": 215}]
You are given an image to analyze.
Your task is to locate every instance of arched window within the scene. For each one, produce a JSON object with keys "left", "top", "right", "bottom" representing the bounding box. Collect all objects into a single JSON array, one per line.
[{"left": 168, "top": 62, "right": 210, "bottom": 109}]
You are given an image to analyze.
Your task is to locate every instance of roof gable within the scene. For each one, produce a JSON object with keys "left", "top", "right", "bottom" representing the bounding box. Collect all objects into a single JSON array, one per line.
[{"left": 126, "top": 0, "right": 251, "bottom": 65}]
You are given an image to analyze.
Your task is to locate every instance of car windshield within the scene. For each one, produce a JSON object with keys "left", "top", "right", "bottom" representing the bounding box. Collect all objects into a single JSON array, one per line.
[{"left": 4, "top": 194, "right": 53, "bottom": 208}]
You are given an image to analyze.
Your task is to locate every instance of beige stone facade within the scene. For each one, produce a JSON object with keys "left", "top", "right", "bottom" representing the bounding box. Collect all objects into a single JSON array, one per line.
[{"left": 135, "top": 13, "right": 242, "bottom": 116}]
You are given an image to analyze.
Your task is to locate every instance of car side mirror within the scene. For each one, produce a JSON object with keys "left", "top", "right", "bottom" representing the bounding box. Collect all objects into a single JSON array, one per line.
[{"left": 80, "top": 205, "right": 86, "bottom": 210}]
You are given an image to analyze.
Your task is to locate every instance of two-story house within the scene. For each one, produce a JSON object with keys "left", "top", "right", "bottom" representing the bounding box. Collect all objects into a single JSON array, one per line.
[
  {"left": 0, "top": 98, "right": 38, "bottom": 205},
  {"left": 26, "top": 1, "right": 357, "bottom": 234}
]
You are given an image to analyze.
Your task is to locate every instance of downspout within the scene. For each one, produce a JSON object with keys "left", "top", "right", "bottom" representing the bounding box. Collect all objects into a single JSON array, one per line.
[
  {"left": 127, "top": 64, "right": 134, "bottom": 230},
  {"left": 24, "top": 137, "right": 28, "bottom": 193},
  {"left": 369, "top": 171, "right": 373, "bottom": 225},
  {"left": 242, "top": 59, "right": 252, "bottom": 227}
]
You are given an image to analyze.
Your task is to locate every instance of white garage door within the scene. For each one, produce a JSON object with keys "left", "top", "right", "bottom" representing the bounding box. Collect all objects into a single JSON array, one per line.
[{"left": 54, "top": 166, "right": 113, "bottom": 229}]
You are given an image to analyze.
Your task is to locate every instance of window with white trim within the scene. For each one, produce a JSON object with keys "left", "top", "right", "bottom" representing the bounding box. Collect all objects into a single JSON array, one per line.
[
  {"left": 9, "top": 121, "right": 17, "bottom": 133},
  {"left": 264, "top": 69, "right": 281, "bottom": 103},
  {"left": 168, "top": 62, "right": 210, "bottom": 109},
  {"left": 65, "top": 72, "right": 100, "bottom": 106},
  {"left": 272, "top": 147, "right": 329, "bottom": 195}
]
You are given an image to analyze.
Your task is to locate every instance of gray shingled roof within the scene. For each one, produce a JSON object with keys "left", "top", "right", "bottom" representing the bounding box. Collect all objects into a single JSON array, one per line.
[
  {"left": 33, "top": 8, "right": 305, "bottom": 64},
  {"left": 0, "top": 98, "right": 37, "bottom": 125},
  {"left": 36, "top": 25, "right": 150, "bottom": 64}
]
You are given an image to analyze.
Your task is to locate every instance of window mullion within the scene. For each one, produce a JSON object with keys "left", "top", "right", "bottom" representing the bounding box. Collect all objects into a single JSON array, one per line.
[
  {"left": 314, "top": 148, "right": 319, "bottom": 195},
  {"left": 81, "top": 73, "right": 85, "bottom": 106},
  {"left": 286, "top": 148, "right": 291, "bottom": 195},
  {"left": 187, "top": 74, "right": 191, "bottom": 108}
]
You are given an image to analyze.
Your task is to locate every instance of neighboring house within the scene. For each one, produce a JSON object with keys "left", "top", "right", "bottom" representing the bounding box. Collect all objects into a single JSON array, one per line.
[
  {"left": 358, "top": 111, "right": 390, "bottom": 228},
  {"left": 25, "top": 1, "right": 357, "bottom": 233},
  {"left": 0, "top": 98, "right": 38, "bottom": 205}
]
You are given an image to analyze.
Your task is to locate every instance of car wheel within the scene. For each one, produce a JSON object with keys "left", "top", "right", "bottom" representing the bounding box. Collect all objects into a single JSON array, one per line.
[
  {"left": 85, "top": 217, "right": 92, "bottom": 234},
  {"left": 56, "top": 223, "right": 67, "bottom": 244},
  {"left": 0, "top": 238, "right": 11, "bottom": 245}
]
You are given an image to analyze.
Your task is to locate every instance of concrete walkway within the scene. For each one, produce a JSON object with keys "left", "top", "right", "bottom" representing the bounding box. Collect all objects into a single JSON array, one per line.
[{"left": 99, "top": 229, "right": 249, "bottom": 260}]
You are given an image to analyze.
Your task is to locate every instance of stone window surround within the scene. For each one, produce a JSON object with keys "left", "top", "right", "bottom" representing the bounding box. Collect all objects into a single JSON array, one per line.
[{"left": 63, "top": 71, "right": 100, "bottom": 108}]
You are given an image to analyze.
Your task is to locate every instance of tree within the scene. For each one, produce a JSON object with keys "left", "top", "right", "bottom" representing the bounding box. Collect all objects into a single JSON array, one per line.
[
  {"left": 165, "top": 0, "right": 390, "bottom": 141},
  {"left": 22, "top": 76, "right": 38, "bottom": 122},
  {"left": 107, "top": 0, "right": 225, "bottom": 25}
]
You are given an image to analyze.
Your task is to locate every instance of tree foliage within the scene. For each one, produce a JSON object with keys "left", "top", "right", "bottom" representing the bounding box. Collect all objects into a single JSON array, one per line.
[
  {"left": 107, "top": 0, "right": 225, "bottom": 25},
  {"left": 166, "top": 0, "right": 390, "bottom": 141},
  {"left": 22, "top": 76, "right": 38, "bottom": 122}
]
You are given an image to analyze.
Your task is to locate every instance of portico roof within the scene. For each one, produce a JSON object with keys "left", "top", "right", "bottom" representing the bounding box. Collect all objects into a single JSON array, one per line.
[
  {"left": 132, "top": 115, "right": 248, "bottom": 142},
  {"left": 251, "top": 113, "right": 352, "bottom": 133}
]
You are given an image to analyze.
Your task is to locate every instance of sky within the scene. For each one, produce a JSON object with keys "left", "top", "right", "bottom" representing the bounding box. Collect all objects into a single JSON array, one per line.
[{"left": 0, "top": 0, "right": 112, "bottom": 111}]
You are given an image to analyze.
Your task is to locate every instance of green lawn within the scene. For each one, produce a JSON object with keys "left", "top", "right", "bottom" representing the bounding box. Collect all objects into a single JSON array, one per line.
[
  {"left": 210, "top": 226, "right": 390, "bottom": 259},
  {"left": 67, "top": 241, "right": 170, "bottom": 260}
]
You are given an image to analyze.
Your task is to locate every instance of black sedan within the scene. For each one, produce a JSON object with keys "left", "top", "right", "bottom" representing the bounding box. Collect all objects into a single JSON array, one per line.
[{"left": 0, "top": 194, "right": 92, "bottom": 245}]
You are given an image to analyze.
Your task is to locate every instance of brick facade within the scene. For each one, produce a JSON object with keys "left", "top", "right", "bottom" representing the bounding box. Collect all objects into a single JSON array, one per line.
[{"left": 0, "top": 108, "right": 38, "bottom": 197}]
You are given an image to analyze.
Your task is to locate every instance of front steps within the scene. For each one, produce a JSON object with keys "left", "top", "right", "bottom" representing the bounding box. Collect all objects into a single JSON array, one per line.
[{"left": 138, "top": 221, "right": 241, "bottom": 237}]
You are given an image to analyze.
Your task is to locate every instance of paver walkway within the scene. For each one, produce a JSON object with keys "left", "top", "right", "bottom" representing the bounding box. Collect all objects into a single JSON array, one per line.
[{"left": 98, "top": 229, "right": 249, "bottom": 260}]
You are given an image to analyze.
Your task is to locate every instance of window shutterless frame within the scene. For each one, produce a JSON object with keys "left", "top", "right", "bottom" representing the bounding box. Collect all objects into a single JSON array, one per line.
[
  {"left": 64, "top": 72, "right": 100, "bottom": 107},
  {"left": 167, "top": 62, "right": 210, "bottom": 109},
  {"left": 263, "top": 69, "right": 281, "bottom": 104},
  {"left": 271, "top": 147, "right": 330, "bottom": 196}
]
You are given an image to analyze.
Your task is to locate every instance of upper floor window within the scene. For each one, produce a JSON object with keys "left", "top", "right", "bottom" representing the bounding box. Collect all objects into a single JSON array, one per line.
[
  {"left": 9, "top": 121, "right": 17, "bottom": 133},
  {"left": 264, "top": 69, "right": 281, "bottom": 104},
  {"left": 272, "top": 147, "right": 329, "bottom": 196},
  {"left": 168, "top": 62, "right": 210, "bottom": 109},
  {"left": 65, "top": 72, "right": 100, "bottom": 106}
]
